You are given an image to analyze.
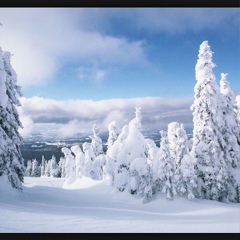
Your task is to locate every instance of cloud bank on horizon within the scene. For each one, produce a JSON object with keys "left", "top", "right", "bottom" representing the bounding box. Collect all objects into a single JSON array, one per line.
[
  {"left": 17, "top": 96, "right": 193, "bottom": 139},
  {"left": 0, "top": 8, "right": 239, "bottom": 138}
]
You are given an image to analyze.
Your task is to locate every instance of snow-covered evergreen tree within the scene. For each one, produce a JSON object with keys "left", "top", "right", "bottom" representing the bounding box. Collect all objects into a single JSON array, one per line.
[
  {"left": 104, "top": 123, "right": 128, "bottom": 185},
  {"left": 31, "top": 159, "right": 40, "bottom": 177},
  {"left": 92, "top": 154, "right": 107, "bottom": 180},
  {"left": 145, "top": 138, "right": 159, "bottom": 167},
  {"left": 25, "top": 160, "right": 32, "bottom": 177},
  {"left": 49, "top": 155, "right": 58, "bottom": 178},
  {"left": 187, "top": 137, "right": 193, "bottom": 153},
  {"left": 190, "top": 41, "right": 230, "bottom": 201},
  {"left": 71, "top": 145, "right": 85, "bottom": 179},
  {"left": 0, "top": 48, "right": 25, "bottom": 190},
  {"left": 40, "top": 156, "right": 45, "bottom": 177},
  {"left": 62, "top": 147, "right": 76, "bottom": 184},
  {"left": 180, "top": 153, "right": 198, "bottom": 200},
  {"left": 219, "top": 73, "right": 240, "bottom": 169},
  {"left": 90, "top": 124, "right": 103, "bottom": 157},
  {"left": 44, "top": 160, "right": 50, "bottom": 177},
  {"left": 129, "top": 157, "right": 153, "bottom": 203},
  {"left": 58, "top": 157, "right": 66, "bottom": 178},
  {"left": 106, "top": 120, "right": 120, "bottom": 148},
  {"left": 114, "top": 107, "right": 148, "bottom": 195},
  {"left": 106, "top": 124, "right": 129, "bottom": 162},
  {"left": 168, "top": 122, "right": 188, "bottom": 197},
  {"left": 157, "top": 130, "right": 176, "bottom": 200},
  {"left": 82, "top": 142, "right": 96, "bottom": 179},
  {"left": 102, "top": 155, "right": 116, "bottom": 186}
]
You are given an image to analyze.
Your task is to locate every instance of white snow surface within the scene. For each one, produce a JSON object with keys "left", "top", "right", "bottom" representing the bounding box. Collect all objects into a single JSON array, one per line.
[{"left": 0, "top": 176, "right": 239, "bottom": 233}]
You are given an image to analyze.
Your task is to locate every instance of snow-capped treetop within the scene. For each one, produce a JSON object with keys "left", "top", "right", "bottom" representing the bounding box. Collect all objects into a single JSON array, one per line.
[
  {"left": 106, "top": 120, "right": 120, "bottom": 148},
  {"left": 0, "top": 48, "right": 8, "bottom": 108},
  {"left": 3, "top": 51, "right": 17, "bottom": 81},
  {"left": 195, "top": 40, "right": 216, "bottom": 83},
  {"left": 117, "top": 125, "right": 129, "bottom": 143},
  {"left": 70, "top": 145, "right": 83, "bottom": 156},
  {"left": 92, "top": 124, "right": 99, "bottom": 135},
  {"left": 145, "top": 138, "right": 158, "bottom": 158},
  {"left": 3, "top": 50, "right": 22, "bottom": 106},
  {"left": 89, "top": 123, "right": 103, "bottom": 156},
  {"left": 61, "top": 147, "right": 72, "bottom": 157},
  {"left": 220, "top": 73, "right": 234, "bottom": 100},
  {"left": 129, "top": 106, "right": 142, "bottom": 132},
  {"left": 135, "top": 106, "right": 142, "bottom": 122},
  {"left": 167, "top": 122, "right": 179, "bottom": 135},
  {"left": 82, "top": 142, "right": 96, "bottom": 160},
  {"left": 106, "top": 124, "right": 129, "bottom": 161}
]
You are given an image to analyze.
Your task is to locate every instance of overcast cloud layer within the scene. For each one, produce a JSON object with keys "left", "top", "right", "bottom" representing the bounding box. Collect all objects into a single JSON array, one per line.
[{"left": 18, "top": 96, "right": 193, "bottom": 139}]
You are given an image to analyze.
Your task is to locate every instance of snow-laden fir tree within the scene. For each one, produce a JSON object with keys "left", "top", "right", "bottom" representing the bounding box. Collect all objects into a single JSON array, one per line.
[
  {"left": 62, "top": 147, "right": 76, "bottom": 184},
  {"left": 71, "top": 145, "right": 85, "bottom": 179},
  {"left": 104, "top": 123, "right": 128, "bottom": 186},
  {"left": 190, "top": 41, "right": 230, "bottom": 201},
  {"left": 180, "top": 153, "right": 198, "bottom": 200},
  {"left": 44, "top": 160, "right": 50, "bottom": 177},
  {"left": 167, "top": 122, "right": 188, "bottom": 197},
  {"left": 25, "top": 160, "right": 32, "bottom": 177},
  {"left": 0, "top": 48, "right": 25, "bottom": 190},
  {"left": 187, "top": 137, "right": 193, "bottom": 153},
  {"left": 145, "top": 138, "right": 160, "bottom": 167},
  {"left": 156, "top": 130, "right": 176, "bottom": 200},
  {"left": 125, "top": 107, "right": 153, "bottom": 202},
  {"left": 102, "top": 154, "right": 116, "bottom": 186},
  {"left": 106, "top": 124, "right": 129, "bottom": 190},
  {"left": 114, "top": 107, "right": 148, "bottom": 195},
  {"left": 90, "top": 124, "right": 103, "bottom": 156},
  {"left": 106, "top": 120, "right": 120, "bottom": 148},
  {"left": 82, "top": 142, "right": 96, "bottom": 179},
  {"left": 49, "top": 155, "right": 58, "bottom": 178},
  {"left": 58, "top": 157, "right": 66, "bottom": 178},
  {"left": 106, "top": 124, "right": 129, "bottom": 162},
  {"left": 40, "top": 156, "right": 45, "bottom": 177},
  {"left": 31, "top": 159, "right": 40, "bottom": 177},
  {"left": 219, "top": 74, "right": 240, "bottom": 202},
  {"left": 130, "top": 156, "right": 153, "bottom": 203},
  {"left": 92, "top": 154, "right": 108, "bottom": 180},
  {"left": 145, "top": 138, "right": 159, "bottom": 195},
  {"left": 219, "top": 73, "right": 240, "bottom": 169}
]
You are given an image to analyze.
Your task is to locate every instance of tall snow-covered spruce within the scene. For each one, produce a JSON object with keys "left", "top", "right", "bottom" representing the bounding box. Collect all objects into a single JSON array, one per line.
[
  {"left": 190, "top": 41, "right": 233, "bottom": 202},
  {"left": 219, "top": 73, "right": 240, "bottom": 168},
  {"left": 0, "top": 48, "right": 25, "bottom": 190}
]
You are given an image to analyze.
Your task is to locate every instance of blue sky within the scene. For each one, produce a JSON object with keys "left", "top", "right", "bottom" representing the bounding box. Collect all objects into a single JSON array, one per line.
[{"left": 0, "top": 8, "right": 239, "bottom": 138}]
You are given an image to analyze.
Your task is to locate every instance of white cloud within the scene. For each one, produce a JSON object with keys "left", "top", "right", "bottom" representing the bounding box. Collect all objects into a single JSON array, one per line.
[
  {"left": 77, "top": 66, "right": 108, "bottom": 85},
  {"left": 57, "top": 119, "right": 85, "bottom": 139},
  {"left": 18, "top": 96, "right": 193, "bottom": 139},
  {"left": 0, "top": 8, "right": 237, "bottom": 90},
  {"left": 0, "top": 8, "right": 147, "bottom": 87},
  {"left": 18, "top": 109, "right": 34, "bottom": 138}
]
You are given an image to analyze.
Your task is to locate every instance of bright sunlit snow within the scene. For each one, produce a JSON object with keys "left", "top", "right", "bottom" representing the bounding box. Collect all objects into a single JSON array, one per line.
[{"left": 0, "top": 176, "right": 239, "bottom": 233}]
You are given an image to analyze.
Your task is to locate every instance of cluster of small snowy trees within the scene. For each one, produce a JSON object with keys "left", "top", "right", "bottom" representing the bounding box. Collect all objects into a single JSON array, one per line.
[
  {"left": 25, "top": 155, "right": 61, "bottom": 178},
  {"left": 1, "top": 41, "right": 240, "bottom": 204}
]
